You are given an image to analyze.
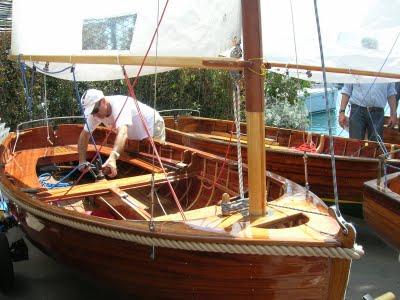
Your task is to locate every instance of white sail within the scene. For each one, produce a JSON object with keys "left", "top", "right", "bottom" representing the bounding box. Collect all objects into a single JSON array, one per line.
[
  {"left": 11, "top": 0, "right": 242, "bottom": 81},
  {"left": 11, "top": 0, "right": 400, "bottom": 83},
  {"left": 262, "top": 0, "right": 400, "bottom": 83}
]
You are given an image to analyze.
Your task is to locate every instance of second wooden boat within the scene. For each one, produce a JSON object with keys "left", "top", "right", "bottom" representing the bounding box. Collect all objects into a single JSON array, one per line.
[
  {"left": 383, "top": 116, "right": 400, "bottom": 145},
  {"left": 165, "top": 115, "right": 400, "bottom": 206},
  {"left": 363, "top": 172, "right": 400, "bottom": 251}
]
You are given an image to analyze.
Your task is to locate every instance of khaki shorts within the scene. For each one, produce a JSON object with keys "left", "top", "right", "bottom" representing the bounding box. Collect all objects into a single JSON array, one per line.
[{"left": 153, "top": 118, "right": 166, "bottom": 144}]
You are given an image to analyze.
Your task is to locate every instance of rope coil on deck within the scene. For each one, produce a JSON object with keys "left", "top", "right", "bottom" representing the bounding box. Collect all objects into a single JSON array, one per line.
[{"left": 3, "top": 188, "right": 364, "bottom": 260}]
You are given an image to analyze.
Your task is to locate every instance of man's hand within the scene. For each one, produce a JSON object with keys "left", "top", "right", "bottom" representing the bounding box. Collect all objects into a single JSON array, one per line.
[
  {"left": 102, "top": 151, "right": 119, "bottom": 178},
  {"left": 338, "top": 113, "right": 349, "bottom": 129},
  {"left": 387, "top": 115, "right": 398, "bottom": 129},
  {"left": 78, "top": 161, "right": 91, "bottom": 173}
]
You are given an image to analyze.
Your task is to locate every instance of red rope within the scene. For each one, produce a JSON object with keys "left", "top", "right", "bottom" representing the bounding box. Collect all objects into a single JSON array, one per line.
[
  {"left": 294, "top": 142, "right": 317, "bottom": 152},
  {"left": 55, "top": 1, "right": 173, "bottom": 204},
  {"left": 122, "top": 67, "right": 186, "bottom": 220},
  {"left": 202, "top": 122, "right": 235, "bottom": 190}
]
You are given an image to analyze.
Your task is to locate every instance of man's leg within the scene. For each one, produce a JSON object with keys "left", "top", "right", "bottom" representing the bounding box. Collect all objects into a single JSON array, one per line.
[
  {"left": 349, "top": 107, "right": 367, "bottom": 140},
  {"left": 366, "top": 110, "right": 384, "bottom": 141}
]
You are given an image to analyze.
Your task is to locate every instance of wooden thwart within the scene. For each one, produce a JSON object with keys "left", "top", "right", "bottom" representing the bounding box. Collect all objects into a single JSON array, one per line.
[{"left": 39, "top": 172, "right": 175, "bottom": 201}]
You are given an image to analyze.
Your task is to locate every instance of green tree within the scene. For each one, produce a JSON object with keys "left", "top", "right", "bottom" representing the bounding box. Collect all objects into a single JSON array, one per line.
[
  {"left": 264, "top": 72, "right": 311, "bottom": 129},
  {"left": 1, "top": 32, "right": 310, "bottom": 131}
]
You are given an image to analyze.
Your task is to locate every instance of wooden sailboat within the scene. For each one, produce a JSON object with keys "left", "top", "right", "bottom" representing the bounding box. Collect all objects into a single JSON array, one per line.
[
  {"left": 164, "top": 115, "right": 400, "bottom": 205},
  {"left": 363, "top": 171, "right": 400, "bottom": 251},
  {"left": 0, "top": 122, "right": 362, "bottom": 298},
  {"left": 0, "top": 0, "right": 367, "bottom": 298}
]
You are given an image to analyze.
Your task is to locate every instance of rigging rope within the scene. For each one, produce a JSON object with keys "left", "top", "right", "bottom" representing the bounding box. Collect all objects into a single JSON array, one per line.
[
  {"left": 150, "top": 0, "right": 161, "bottom": 229},
  {"left": 336, "top": 31, "right": 400, "bottom": 153},
  {"left": 33, "top": 63, "right": 73, "bottom": 75},
  {"left": 38, "top": 163, "right": 91, "bottom": 189},
  {"left": 313, "top": 0, "right": 343, "bottom": 222},
  {"left": 112, "top": 0, "right": 186, "bottom": 221},
  {"left": 71, "top": 67, "right": 102, "bottom": 165},
  {"left": 18, "top": 59, "right": 33, "bottom": 120},
  {"left": 232, "top": 81, "right": 245, "bottom": 199},
  {"left": 121, "top": 66, "right": 186, "bottom": 221},
  {"left": 41, "top": 73, "right": 53, "bottom": 145},
  {"left": 53, "top": 67, "right": 106, "bottom": 201},
  {"left": 229, "top": 41, "right": 245, "bottom": 200},
  {"left": 336, "top": 32, "right": 400, "bottom": 185}
]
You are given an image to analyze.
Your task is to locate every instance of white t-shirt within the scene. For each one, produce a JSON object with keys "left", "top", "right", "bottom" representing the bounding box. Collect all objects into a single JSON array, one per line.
[{"left": 84, "top": 95, "right": 162, "bottom": 140}]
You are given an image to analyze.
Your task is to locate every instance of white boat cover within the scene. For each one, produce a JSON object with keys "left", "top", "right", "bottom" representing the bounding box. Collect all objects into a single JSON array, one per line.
[
  {"left": 11, "top": 0, "right": 241, "bottom": 81},
  {"left": 11, "top": 0, "right": 400, "bottom": 83},
  {"left": 262, "top": 0, "right": 400, "bottom": 83}
]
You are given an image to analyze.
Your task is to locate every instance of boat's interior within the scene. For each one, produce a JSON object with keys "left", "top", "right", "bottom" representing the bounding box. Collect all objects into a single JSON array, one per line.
[
  {"left": 0, "top": 123, "right": 343, "bottom": 243},
  {"left": 165, "top": 115, "right": 400, "bottom": 159}
]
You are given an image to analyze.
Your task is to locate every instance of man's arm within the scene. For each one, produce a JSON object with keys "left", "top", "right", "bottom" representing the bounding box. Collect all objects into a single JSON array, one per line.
[
  {"left": 112, "top": 124, "right": 128, "bottom": 154},
  {"left": 78, "top": 130, "right": 90, "bottom": 164},
  {"left": 387, "top": 94, "right": 398, "bottom": 128},
  {"left": 338, "top": 93, "right": 350, "bottom": 128},
  {"left": 102, "top": 125, "right": 128, "bottom": 178}
]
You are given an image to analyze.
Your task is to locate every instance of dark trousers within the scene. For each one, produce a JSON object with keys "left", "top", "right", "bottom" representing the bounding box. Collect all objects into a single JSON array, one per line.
[{"left": 349, "top": 104, "right": 384, "bottom": 141}]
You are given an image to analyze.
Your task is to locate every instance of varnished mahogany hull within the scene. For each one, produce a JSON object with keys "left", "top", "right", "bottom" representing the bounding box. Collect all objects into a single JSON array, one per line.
[
  {"left": 16, "top": 213, "right": 343, "bottom": 299},
  {"left": 0, "top": 124, "right": 354, "bottom": 299},
  {"left": 363, "top": 175, "right": 400, "bottom": 251},
  {"left": 165, "top": 116, "right": 400, "bottom": 204}
]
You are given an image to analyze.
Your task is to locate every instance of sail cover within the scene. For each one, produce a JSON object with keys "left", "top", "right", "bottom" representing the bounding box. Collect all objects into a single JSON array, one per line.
[
  {"left": 262, "top": 0, "right": 400, "bottom": 83},
  {"left": 11, "top": 0, "right": 242, "bottom": 81}
]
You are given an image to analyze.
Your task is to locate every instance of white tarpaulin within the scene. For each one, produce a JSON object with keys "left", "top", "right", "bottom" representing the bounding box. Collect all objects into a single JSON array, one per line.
[
  {"left": 11, "top": 0, "right": 400, "bottom": 83},
  {"left": 11, "top": 0, "right": 242, "bottom": 81},
  {"left": 262, "top": 0, "right": 400, "bottom": 83}
]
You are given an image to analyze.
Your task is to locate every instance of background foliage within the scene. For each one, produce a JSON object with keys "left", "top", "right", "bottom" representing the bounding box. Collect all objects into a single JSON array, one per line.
[
  {"left": 265, "top": 72, "right": 311, "bottom": 129},
  {"left": 0, "top": 32, "right": 309, "bottom": 131}
]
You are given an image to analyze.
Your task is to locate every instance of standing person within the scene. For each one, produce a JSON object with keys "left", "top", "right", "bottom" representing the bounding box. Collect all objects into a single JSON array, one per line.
[
  {"left": 78, "top": 89, "right": 165, "bottom": 178},
  {"left": 338, "top": 83, "right": 397, "bottom": 141}
]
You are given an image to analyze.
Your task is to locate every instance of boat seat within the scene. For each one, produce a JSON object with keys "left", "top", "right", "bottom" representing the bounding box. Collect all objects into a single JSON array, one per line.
[
  {"left": 5, "top": 148, "right": 46, "bottom": 189},
  {"left": 38, "top": 170, "right": 194, "bottom": 201}
]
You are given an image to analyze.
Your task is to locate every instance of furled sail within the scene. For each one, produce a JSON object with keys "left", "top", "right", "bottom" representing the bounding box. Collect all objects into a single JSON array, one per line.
[
  {"left": 11, "top": 0, "right": 242, "bottom": 81},
  {"left": 262, "top": 0, "right": 400, "bottom": 83}
]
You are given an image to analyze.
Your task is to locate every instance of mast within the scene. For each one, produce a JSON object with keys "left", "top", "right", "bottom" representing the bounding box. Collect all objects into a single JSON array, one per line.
[{"left": 241, "top": 0, "right": 266, "bottom": 216}]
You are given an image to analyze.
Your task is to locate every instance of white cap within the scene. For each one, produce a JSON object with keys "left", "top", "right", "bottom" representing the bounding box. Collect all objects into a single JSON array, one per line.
[{"left": 81, "top": 89, "right": 104, "bottom": 116}]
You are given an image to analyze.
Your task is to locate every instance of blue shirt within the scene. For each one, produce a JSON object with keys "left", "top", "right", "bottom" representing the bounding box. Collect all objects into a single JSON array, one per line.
[{"left": 341, "top": 83, "right": 396, "bottom": 108}]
